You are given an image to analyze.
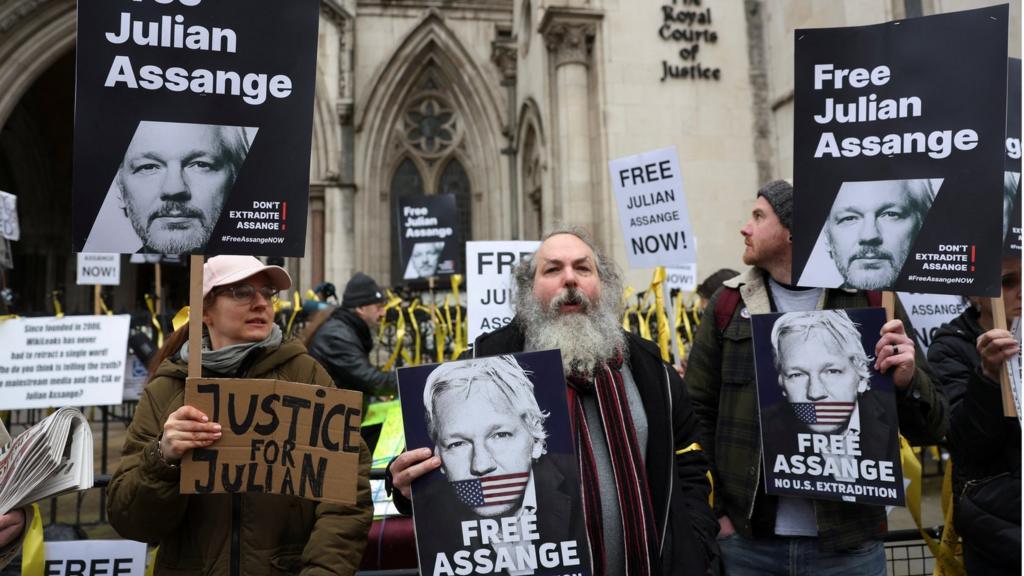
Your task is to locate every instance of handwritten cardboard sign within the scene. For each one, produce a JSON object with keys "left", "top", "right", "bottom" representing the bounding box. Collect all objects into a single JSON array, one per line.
[{"left": 181, "top": 378, "right": 363, "bottom": 505}]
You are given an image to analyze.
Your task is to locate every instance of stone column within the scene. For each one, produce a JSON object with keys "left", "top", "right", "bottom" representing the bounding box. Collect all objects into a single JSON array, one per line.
[{"left": 542, "top": 12, "right": 599, "bottom": 233}]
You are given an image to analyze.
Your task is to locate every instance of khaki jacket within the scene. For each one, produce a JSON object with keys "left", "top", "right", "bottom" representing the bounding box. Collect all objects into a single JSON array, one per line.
[{"left": 107, "top": 340, "right": 372, "bottom": 575}]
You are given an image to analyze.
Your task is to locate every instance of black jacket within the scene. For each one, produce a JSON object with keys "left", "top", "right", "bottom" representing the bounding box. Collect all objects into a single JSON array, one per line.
[
  {"left": 307, "top": 308, "right": 396, "bottom": 397},
  {"left": 926, "top": 306, "right": 984, "bottom": 408},
  {"left": 467, "top": 320, "right": 721, "bottom": 576},
  {"left": 930, "top": 308, "right": 1021, "bottom": 571}
]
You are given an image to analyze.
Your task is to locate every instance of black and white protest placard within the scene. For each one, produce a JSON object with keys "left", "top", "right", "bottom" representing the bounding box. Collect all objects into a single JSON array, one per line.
[
  {"left": 44, "top": 540, "right": 148, "bottom": 576},
  {"left": 72, "top": 0, "right": 319, "bottom": 257},
  {"left": 896, "top": 292, "right": 969, "bottom": 354},
  {"left": 397, "top": 194, "right": 459, "bottom": 281},
  {"left": 752, "top": 308, "right": 904, "bottom": 506},
  {"left": 397, "top": 350, "right": 591, "bottom": 576},
  {"left": 610, "top": 146, "right": 696, "bottom": 268},
  {"left": 76, "top": 253, "right": 122, "bottom": 286},
  {"left": 466, "top": 241, "right": 539, "bottom": 342},
  {"left": 1003, "top": 58, "right": 1021, "bottom": 255},
  {"left": 665, "top": 264, "right": 698, "bottom": 293},
  {"left": 0, "top": 315, "right": 130, "bottom": 409},
  {"left": 793, "top": 6, "right": 1009, "bottom": 296},
  {"left": 0, "top": 190, "right": 18, "bottom": 242}
]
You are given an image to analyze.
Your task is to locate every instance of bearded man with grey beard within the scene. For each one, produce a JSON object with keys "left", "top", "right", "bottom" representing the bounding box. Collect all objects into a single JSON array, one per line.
[{"left": 386, "top": 228, "right": 720, "bottom": 576}]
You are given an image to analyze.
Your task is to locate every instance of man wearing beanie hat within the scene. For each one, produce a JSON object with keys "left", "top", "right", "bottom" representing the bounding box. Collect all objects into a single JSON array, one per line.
[
  {"left": 307, "top": 272, "right": 396, "bottom": 398},
  {"left": 683, "top": 180, "right": 947, "bottom": 575}
]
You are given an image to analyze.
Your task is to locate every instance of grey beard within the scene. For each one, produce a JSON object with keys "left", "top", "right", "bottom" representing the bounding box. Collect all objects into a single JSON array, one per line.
[{"left": 517, "top": 286, "right": 625, "bottom": 377}]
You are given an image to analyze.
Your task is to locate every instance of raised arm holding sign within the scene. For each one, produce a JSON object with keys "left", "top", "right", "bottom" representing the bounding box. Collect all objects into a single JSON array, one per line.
[{"left": 107, "top": 256, "right": 372, "bottom": 573}]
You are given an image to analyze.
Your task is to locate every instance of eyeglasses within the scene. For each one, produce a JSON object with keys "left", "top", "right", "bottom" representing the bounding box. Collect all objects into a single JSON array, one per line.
[{"left": 215, "top": 284, "right": 279, "bottom": 304}]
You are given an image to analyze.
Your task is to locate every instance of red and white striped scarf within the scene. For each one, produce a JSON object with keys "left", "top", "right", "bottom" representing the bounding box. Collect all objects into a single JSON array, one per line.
[{"left": 567, "top": 353, "right": 659, "bottom": 576}]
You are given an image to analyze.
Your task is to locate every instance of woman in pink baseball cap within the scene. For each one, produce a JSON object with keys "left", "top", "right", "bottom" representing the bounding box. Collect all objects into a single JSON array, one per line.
[{"left": 107, "top": 255, "right": 372, "bottom": 574}]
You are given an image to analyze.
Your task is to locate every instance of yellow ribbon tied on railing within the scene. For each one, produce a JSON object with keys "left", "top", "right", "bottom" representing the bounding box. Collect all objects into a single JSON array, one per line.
[
  {"left": 50, "top": 291, "right": 63, "bottom": 318},
  {"left": 144, "top": 294, "right": 163, "bottom": 348},
  {"left": 899, "top": 437, "right": 963, "bottom": 576},
  {"left": 21, "top": 503, "right": 44, "bottom": 576},
  {"left": 650, "top": 267, "right": 671, "bottom": 363},
  {"left": 450, "top": 275, "right": 467, "bottom": 358},
  {"left": 432, "top": 303, "right": 448, "bottom": 363},
  {"left": 285, "top": 291, "right": 301, "bottom": 339},
  {"left": 172, "top": 306, "right": 189, "bottom": 332},
  {"left": 673, "top": 293, "right": 686, "bottom": 359},
  {"left": 407, "top": 299, "right": 424, "bottom": 366},
  {"left": 381, "top": 291, "right": 405, "bottom": 372}
]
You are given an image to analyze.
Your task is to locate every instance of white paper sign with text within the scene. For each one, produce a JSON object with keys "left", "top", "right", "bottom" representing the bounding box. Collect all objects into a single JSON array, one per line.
[
  {"left": 0, "top": 315, "right": 130, "bottom": 409},
  {"left": 44, "top": 540, "right": 148, "bottom": 576},
  {"left": 665, "top": 264, "right": 699, "bottom": 293},
  {"left": 610, "top": 146, "right": 696, "bottom": 268},
  {"left": 77, "top": 253, "right": 121, "bottom": 286},
  {"left": 466, "top": 241, "right": 539, "bottom": 342},
  {"left": 896, "top": 293, "right": 969, "bottom": 355}
]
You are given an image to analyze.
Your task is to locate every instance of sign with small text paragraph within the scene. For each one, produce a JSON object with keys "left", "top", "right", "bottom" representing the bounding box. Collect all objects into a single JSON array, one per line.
[
  {"left": 610, "top": 146, "right": 696, "bottom": 269},
  {"left": 0, "top": 315, "right": 130, "bottom": 409},
  {"left": 466, "top": 241, "right": 539, "bottom": 342}
]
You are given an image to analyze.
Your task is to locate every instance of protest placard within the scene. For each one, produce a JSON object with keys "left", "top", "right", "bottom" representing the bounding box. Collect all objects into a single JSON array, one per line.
[
  {"left": 396, "top": 194, "right": 459, "bottom": 281},
  {"left": 896, "top": 292, "right": 969, "bottom": 354},
  {"left": 0, "top": 315, "right": 130, "bottom": 409},
  {"left": 44, "top": 540, "right": 148, "bottom": 576},
  {"left": 665, "top": 263, "right": 698, "bottom": 293},
  {"left": 397, "top": 350, "right": 591, "bottom": 576},
  {"left": 752, "top": 308, "right": 904, "bottom": 506},
  {"left": 181, "top": 378, "right": 363, "bottom": 505},
  {"left": 72, "top": 0, "right": 319, "bottom": 257},
  {"left": 0, "top": 190, "right": 18, "bottom": 241},
  {"left": 1003, "top": 58, "right": 1021, "bottom": 256},
  {"left": 76, "top": 253, "right": 121, "bottom": 286},
  {"left": 610, "top": 146, "right": 696, "bottom": 269},
  {"left": 793, "top": 6, "right": 1009, "bottom": 296},
  {"left": 1009, "top": 318, "right": 1022, "bottom": 425},
  {"left": 466, "top": 241, "right": 539, "bottom": 341}
]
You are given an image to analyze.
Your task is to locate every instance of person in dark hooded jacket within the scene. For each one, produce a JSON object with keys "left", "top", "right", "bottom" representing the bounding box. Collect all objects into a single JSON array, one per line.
[{"left": 928, "top": 257, "right": 1021, "bottom": 575}]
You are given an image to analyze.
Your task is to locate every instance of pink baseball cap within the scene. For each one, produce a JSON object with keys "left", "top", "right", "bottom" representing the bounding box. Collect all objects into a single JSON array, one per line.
[{"left": 203, "top": 255, "right": 292, "bottom": 298}]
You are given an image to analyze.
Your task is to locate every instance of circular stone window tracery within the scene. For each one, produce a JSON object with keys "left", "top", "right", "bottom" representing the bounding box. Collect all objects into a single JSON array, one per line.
[{"left": 403, "top": 97, "right": 458, "bottom": 156}]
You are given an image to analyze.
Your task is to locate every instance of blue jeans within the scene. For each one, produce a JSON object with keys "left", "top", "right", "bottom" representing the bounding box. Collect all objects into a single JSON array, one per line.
[{"left": 718, "top": 533, "right": 886, "bottom": 576}]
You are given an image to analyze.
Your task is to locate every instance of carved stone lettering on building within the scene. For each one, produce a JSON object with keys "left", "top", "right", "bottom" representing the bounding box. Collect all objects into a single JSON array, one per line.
[{"left": 658, "top": 0, "right": 722, "bottom": 81}]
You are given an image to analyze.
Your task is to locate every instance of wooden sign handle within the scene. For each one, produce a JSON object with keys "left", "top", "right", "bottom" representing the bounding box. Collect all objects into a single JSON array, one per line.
[
  {"left": 188, "top": 255, "right": 204, "bottom": 379},
  {"left": 881, "top": 291, "right": 895, "bottom": 322},
  {"left": 990, "top": 296, "right": 1017, "bottom": 418}
]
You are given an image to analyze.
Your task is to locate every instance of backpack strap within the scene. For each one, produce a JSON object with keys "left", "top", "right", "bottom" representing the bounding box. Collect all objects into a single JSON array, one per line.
[{"left": 714, "top": 287, "right": 742, "bottom": 333}]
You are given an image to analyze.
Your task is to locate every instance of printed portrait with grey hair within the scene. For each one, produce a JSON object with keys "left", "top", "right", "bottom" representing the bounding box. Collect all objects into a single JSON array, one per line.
[
  {"left": 751, "top": 308, "right": 905, "bottom": 507},
  {"left": 82, "top": 121, "right": 257, "bottom": 255},
  {"left": 397, "top": 349, "right": 591, "bottom": 576}
]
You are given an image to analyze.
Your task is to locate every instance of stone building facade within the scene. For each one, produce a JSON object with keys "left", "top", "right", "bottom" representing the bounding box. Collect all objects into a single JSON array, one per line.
[{"left": 0, "top": 0, "right": 1017, "bottom": 314}]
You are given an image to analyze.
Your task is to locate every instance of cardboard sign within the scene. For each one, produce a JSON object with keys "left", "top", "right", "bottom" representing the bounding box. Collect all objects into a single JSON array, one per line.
[
  {"left": 396, "top": 194, "right": 459, "bottom": 281},
  {"left": 181, "top": 378, "right": 363, "bottom": 505},
  {"left": 896, "top": 292, "right": 969, "bottom": 355},
  {"left": 665, "top": 263, "right": 698, "bottom": 293},
  {"left": 44, "top": 540, "right": 148, "bottom": 576},
  {"left": 1003, "top": 58, "right": 1021, "bottom": 256},
  {"left": 0, "top": 190, "right": 18, "bottom": 241},
  {"left": 610, "top": 146, "right": 696, "bottom": 268},
  {"left": 752, "top": 308, "right": 904, "bottom": 506},
  {"left": 397, "top": 351, "right": 591, "bottom": 576},
  {"left": 0, "top": 315, "right": 130, "bottom": 409},
  {"left": 77, "top": 253, "right": 122, "bottom": 286},
  {"left": 465, "top": 240, "right": 539, "bottom": 342},
  {"left": 793, "top": 6, "right": 1009, "bottom": 296},
  {"left": 72, "top": 0, "right": 320, "bottom": 256}
]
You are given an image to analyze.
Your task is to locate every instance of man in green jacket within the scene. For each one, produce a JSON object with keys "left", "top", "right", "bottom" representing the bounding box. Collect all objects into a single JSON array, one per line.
[{"left": 684, "top": 180, "right": 947, "bottom": 575}]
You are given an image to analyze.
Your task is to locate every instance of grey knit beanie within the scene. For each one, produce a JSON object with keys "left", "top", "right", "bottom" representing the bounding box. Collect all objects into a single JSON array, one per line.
[{"left": 756, "top": 179, "right": 793, "bottom": 231}]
